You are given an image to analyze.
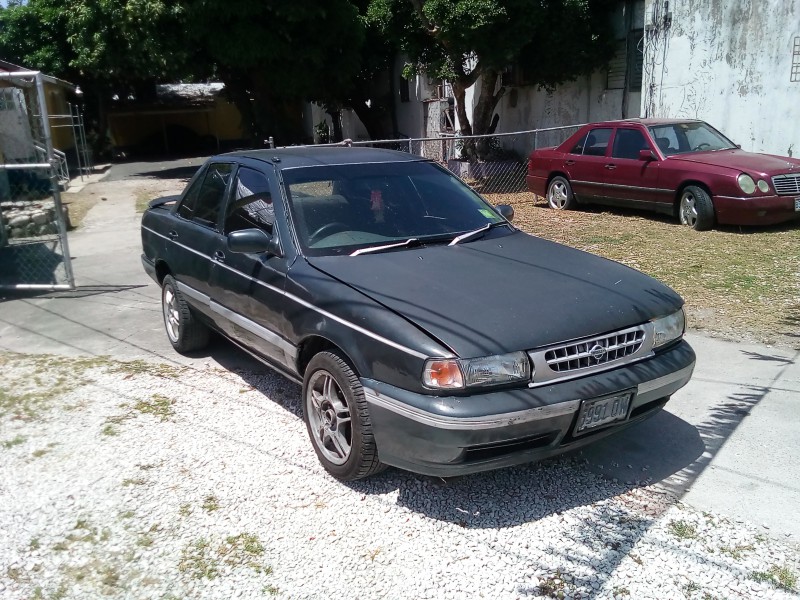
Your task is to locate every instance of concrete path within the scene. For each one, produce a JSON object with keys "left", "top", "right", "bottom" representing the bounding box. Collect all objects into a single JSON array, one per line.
[{"left": 1, "top": 163, "right": 798, "bottom": 544}]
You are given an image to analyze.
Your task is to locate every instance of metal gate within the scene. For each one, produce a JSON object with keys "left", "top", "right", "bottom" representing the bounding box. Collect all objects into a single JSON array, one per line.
[{"left": 0, "top": 71, "right": 75, "bottom": 290}]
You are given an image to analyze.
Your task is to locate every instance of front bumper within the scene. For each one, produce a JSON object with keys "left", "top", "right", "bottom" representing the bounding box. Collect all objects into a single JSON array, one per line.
[
  {"left": 363, "top": 339, "right": 695, "bottom": 476},
  {"left": 714, "top": 194, "right": 800, "bottom": 226}
]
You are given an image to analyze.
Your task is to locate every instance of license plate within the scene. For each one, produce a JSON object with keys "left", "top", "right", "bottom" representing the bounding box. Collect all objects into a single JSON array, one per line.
[
  {"left": 795, "top": 197, "right": 800, "bottom": 212},
  {"left": 574, "top": 392, "right": 632, "bottom": 434}
]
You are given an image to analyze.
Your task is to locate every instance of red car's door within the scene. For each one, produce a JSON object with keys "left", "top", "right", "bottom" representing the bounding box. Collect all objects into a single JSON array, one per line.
[
  {"left": 603, "top": 127, "right": 671, "bottom": 209},
  {"left": 562, "top": 127, "right": 613, "bottom": 202}
]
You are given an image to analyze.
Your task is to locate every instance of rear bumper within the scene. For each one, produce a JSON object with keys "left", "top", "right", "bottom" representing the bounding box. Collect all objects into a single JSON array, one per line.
[
  {"left": 526, "top": 174, "right": 549, "bottom": 197},
  {"left": 141, "top": 254, "right": 158, "bottom": 283},
  {"left": 363, "top": 340, "right": 695, "bottom": 476},
  {"left": 714, "top": 194, "right": 800, "bottom": 226}
]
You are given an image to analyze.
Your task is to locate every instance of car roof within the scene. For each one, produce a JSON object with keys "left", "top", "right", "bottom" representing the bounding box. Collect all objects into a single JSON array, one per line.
[
  {"left": 216, "top": 146, "right": 426, "bottom": 169},
  {"left": 586, "top": 118, "right": 704, "bottom": 128}
]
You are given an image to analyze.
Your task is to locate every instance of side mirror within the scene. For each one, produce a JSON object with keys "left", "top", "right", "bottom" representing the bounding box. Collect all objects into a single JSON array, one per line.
[
  {"left": 227, "top": 228, "right": 283, "bottom": 257},
  {"left": 495, "top": 204, "right": 514, "bottom": 222},
  {"left": 639, "top": 149, "right": 657, "bottom": 161}
]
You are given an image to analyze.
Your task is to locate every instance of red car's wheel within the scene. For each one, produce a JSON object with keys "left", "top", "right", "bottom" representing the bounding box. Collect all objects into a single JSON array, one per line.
[
  {"left": 678, "top": 186, "right": 715, "bottom": 231},
  {"left": 547, "top": 176, "right": 576, "bottom": 210}
]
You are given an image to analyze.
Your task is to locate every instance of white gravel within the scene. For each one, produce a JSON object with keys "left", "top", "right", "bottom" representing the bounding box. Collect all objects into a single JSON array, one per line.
[{"left": 1, "top": 352, "right": 798, "bottom": 599}]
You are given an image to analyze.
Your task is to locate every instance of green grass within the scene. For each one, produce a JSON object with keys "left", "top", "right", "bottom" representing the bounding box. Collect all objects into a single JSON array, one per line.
[
  {"left": 668, "top": 520, "right": 698, "bottom": 540},
  {"left": 751, "top": 565, "right": 798, "bottom": 591},
  {"left": 2, "top": 434, "right": 26, "bottom": 449},
  {"left": 133, "top": 394, "right": 175, "bottom": 421},
  {"left": 202, "top": 495, "right": 220, "bottom": 512},
  {"left": 490, "top": 194, "right": 800, "bottom": 348},
  {"left": 179, "top": 533, "right": 270, "bottom": 580}
]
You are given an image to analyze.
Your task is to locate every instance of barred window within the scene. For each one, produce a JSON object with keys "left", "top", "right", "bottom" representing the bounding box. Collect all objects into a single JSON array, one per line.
[{"left": 607, "top": 29, "right": 644, "bottom": 91}]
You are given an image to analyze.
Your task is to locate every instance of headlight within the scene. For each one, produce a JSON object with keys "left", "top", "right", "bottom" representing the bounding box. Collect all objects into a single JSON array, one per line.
[
  {"left": 652, "top": 309, "right": 685, "bottom": 348},
  {"left": 737, "top": 173, "right": 756, "bottom": 194},
  {"left": 757, "top": 179, "right": 770, "bottom": 193},
  {"left": 423, "top": 351, "right": 531, "bottom": 389}
]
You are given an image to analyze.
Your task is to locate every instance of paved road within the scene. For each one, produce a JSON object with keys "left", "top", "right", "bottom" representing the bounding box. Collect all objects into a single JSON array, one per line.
[{"left": 1, "top": 161, "right": 799, "bottom": 543}]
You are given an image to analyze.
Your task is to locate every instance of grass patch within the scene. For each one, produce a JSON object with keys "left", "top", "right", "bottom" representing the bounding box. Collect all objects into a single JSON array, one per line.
[
  {"left": 668, "top": 520, "right": 698, "bottom": 540},
  {"left": 32, "top": 442, "right": 58, "bottom": 458},
  {"left": 2, "top": 434, "right": 26, "bottom": 448},
  {"left": 133, "top": 394, "right": 175, "bottom": 421},
  {"left": 489, "top": 194, "right": 800, "bottom": 348},
  {"left": 0, "top": 353, "right": 185, "bottom": 422},
  {"left": 751, "top": 565, "right": 797, "bottom": 591},
  {"left": 179, "top": 533, "right": 269, "bottom": 580},
  {"left": 135, "top": 189, "right": 157, "bottom": 213},
  {"left": 122, "top": 477, "right": 147, "bottom": 487},
  {"left": 719, "top": 542, "right": 755, "bottom": 560},
  {"left": 202, "top": 495, "right": 220, "bottom": 512},
  {"left": 101, "top": 424, "right": 118, "bottom": 436},
  {"left": 179, "top": 503, "right": 192, "bottom": 517}
]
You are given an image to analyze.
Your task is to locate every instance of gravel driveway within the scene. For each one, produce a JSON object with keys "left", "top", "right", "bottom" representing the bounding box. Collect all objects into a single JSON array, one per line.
[{"left": 1, "top": 352, "right": 798, "bottom": 599}]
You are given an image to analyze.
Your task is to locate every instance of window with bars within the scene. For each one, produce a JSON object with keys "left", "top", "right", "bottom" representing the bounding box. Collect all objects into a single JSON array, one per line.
[
  {"left": 792, "top": 36, "right": 800, "bottom": 82},
  {"left": 0, "top": 88, "right": 17, "bottom": 111},
  {"left": 606, "top": 29, "right": 644, "bottom": 91}
]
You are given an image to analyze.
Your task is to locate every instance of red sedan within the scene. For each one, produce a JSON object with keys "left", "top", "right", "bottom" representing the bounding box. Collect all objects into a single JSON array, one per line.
[{"left": 526, "top": 119, "right": 800, "bottom": 230}]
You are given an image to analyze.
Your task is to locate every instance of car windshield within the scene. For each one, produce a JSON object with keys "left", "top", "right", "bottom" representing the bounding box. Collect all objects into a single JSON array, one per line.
[
  {"left": 281, "top": 160, "right": 508, "bottom": 256},
  {"left": 648, "top": 121, "right": 736, "bottom": 156}
]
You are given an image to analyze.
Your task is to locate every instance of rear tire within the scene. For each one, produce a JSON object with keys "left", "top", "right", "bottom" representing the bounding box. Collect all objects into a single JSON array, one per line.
[
  {"left": 678, "top": 185, "right": 715, "bottom": 230},
  {"left": 302, "top": 351, "right": 385, "bottom": 481},
  {"left": 161, "top": 275, "right": 210, "bottom": 353},
  {"left": 547, "top": 176, "right": 576, "bottom": 210}
]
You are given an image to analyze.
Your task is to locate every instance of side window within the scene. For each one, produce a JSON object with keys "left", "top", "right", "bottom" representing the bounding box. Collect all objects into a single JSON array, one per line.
[
  {"left": 225, "top": 167, "right": 275, "bottom": 233},
  {"left": 611, "top": 128, "right": 648, "bottom": 160},
  {"left": 650, "top": 125, "right": 680, "bottom": 155},
  {"left": 570, "top": 133, "right": 589, "bottom": 154},
  {"left": 177, "top": 163, "right": 232, "bottom": 228},
  {"left": 176, "top": 173, "right": 204, "bottom": 220},
  {"left": 582, "top": 128, "right": 612, "bottom": 156}
]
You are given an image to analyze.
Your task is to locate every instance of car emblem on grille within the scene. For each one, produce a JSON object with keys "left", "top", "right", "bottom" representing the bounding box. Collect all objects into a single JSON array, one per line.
[{"left": 589, "top": 344, "right": 607, "bottom": 361}]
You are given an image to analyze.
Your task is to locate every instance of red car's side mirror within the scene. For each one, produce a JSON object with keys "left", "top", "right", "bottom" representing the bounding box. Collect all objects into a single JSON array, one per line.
[{"left": 639, "top": 149, "right": 657, "bottom": 161}]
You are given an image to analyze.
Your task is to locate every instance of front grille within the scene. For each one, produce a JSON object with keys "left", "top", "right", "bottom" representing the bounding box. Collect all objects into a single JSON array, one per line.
[
  {"left": 771, "top": 174, "right": 800, "bottom": 196},
  {"left": 544, "top": 329, "right": 645, "bottom": 373}
]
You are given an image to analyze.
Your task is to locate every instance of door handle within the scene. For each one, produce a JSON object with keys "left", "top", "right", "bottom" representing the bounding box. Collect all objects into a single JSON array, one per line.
[
  {"left": 213, "top": 250, "right": 225, "bottom": 263},
  {"left": 604, "top": 164, "right": 617, "bottom": 170},
  {"left": 565, "top": 159, "right": 575, "bottom": 166},
  {"left": 168, "top": 230, "right": 179, "bottom": 240}
]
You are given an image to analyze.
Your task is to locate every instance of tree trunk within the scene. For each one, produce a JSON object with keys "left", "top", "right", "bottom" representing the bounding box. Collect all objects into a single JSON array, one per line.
[{"left": 471, "top": 69, "right": 506, "bottom": 159}]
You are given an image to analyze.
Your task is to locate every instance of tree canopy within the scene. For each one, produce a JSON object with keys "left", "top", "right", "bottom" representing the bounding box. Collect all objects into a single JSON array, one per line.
[{"left": 0, "top": 0, "right": 618, "bottom": 150}]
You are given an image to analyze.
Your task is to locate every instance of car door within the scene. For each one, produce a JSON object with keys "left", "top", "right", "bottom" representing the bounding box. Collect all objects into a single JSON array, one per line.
[
  {"left": 602, "top": 126, "right": 667, "bottom": 208},
  {"left": 562, "top": 127, "right": 613, "bottom": 202},
  {"left": 167, "top": 162, "right": 233, "bottom": 321},
  {"left": 210, "top": 162, "right": 296, "bottom": 370}
]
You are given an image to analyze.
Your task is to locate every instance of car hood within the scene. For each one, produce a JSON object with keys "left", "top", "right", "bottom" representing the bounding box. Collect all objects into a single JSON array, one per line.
[
  {"left": 307, "top": 232, "right": 683, "bottom": 358},
  {"left": 668, "top": 149, "right": 800, "bottom": 175}
]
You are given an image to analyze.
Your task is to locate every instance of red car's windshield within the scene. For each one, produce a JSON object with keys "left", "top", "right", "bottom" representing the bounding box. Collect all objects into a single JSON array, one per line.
[{"left": 648, "top": 121, "right": 736, "bottom": 156}]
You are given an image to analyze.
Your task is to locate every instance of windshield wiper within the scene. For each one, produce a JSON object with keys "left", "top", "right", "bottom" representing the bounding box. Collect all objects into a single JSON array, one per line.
[
  {"left": 350, "top": 238, "right": 419, "bottom": 256},
  {"left": 448, "top": 223, "right": 493, "bottom": 246}
]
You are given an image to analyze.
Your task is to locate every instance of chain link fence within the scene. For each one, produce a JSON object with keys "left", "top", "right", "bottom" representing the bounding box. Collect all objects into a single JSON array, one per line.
[
  {"left": 345, "top": 125, "right": 582, "bottom": 198},
  {"left": 0, "top": 71, "right": 74, "bottom": 290}
]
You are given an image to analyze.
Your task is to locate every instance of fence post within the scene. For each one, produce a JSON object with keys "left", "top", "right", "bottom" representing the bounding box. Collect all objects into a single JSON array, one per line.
[{"left": 35, "top": 72, "right": 75, "bottom": 289}]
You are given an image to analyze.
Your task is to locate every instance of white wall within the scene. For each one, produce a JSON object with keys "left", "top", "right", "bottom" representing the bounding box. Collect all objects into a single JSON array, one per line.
[{"left": 643, "top": 0, "right": 799, "bottom": 156}]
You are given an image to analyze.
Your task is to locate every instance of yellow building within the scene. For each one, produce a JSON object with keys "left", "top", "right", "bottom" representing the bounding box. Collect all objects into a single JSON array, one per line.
[{"left": 108, "top": 83, "right": 246, "bottom": 157}]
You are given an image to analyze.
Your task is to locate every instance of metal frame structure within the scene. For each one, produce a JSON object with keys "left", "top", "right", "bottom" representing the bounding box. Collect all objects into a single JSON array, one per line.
[{"left": 0, "top": 70, "right": 75, "bottom": 290}]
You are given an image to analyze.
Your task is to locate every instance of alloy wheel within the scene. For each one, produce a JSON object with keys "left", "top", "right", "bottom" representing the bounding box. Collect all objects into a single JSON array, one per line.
[{"left": 306, "top": 370, "right": 352, "bottom": 465}]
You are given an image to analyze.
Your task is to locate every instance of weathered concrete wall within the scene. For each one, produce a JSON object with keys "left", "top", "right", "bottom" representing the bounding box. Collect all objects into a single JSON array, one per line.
[{"left": 643, "top": 0, "right": 799, "bottom": 156}]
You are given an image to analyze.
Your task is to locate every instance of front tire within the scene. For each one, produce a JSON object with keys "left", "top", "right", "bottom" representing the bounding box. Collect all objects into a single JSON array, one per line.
[
  {"left": 302, "top": 351, "right": 385, "bottom": 481},
  {"left": 161, "top": 275, "right": 210, "bottom": 353},
  {"left": 678, "top": 185, "right": 715, "bottom": 230},
  {"left": 547, "top": 176, "right": 576, "bottom": 210}
]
